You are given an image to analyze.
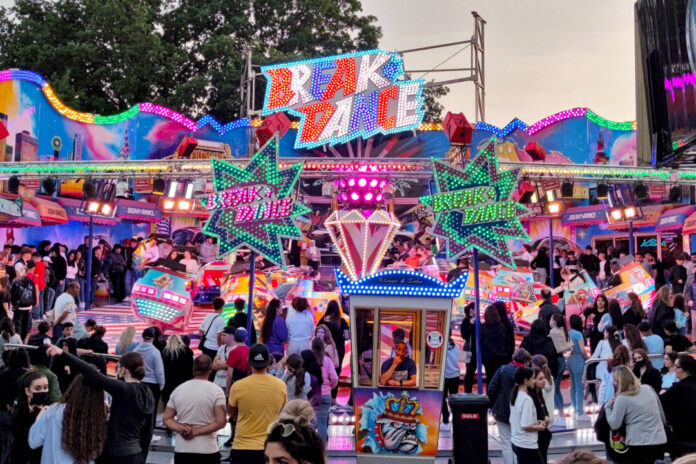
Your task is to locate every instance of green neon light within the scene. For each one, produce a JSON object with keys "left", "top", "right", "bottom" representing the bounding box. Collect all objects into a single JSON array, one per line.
[
  {"left": 94, "top": 105, "right": 140, "bottom": 124},
  {"left": 586, "top": 110, "right": 636, "bottom": 131}
]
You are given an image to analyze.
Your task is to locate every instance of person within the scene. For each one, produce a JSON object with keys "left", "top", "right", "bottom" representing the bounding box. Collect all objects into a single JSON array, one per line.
[
  {"left": 301, "top": 350, "right": 322, "bottom": 416},
  {"left": 568, "top": 315, "right": 590, "bottom": 422},
  {"left": 494, "top": 301, "right": 516, "bottom": 365},
  {"left": 117, "top": 326, "right": 138, "bottom": 355},
  {"left": 28, "top": 374, "right": 107, "bottom": 464},
  {"left": 598, "top": 345, "right": 630, "bottom": 406},
  {"left": 460, "top": 302, "right": 479, "bottom": 393},
  {"left": 179, "top": 250, "right": 200, "bottom": 274},
  {"left": 279, "top": 353, "right": 312, "bottom": 402},
  {"left": 622, "top": 324, "right": 647, "bottom": 354},
  {"left": 599, "top": 299, "right": 625, "bottom": 333},
  {"left": 673, "top": 293, "right": 689, "bottom": 336},
  {"left": 631, "top": 348, "right": 662, "bottom": 394},
  {"left": 199, "top": 237, "right": 216, "bottom": 264},
  {"left": 662, "top": 320, "right": 695, "bottom": 353},
  {"left": 264, "top": 399, "right": 326, "bottom": 464},
  {"left": 199, "top": 297, "right": 225, "bottom": 370},
  {"left": 105, "top": 244, "right": 126, "bottom": 303},
  {"left": 623, "top": 293, "right": 646, "bottom": 327},
  {"left": 24, "top": 342, "right": 62, "bottom": 404},
  {"left": 286, "top": 297, "right": 315, "bottom": 356},
  {"left": 305, "top": 240, "right": 321, "bottom": 271},
  {"left": 565, "top": 251, "right": 579, "bottom": 272},
  {"left": 134, "top": 327, "right": 165, "bottom": 430},
  {"left": 481, "top": 305, "right": 510, "bottom": 386},
  {"left": 379, "top": 341, "right": 416, "bottom": 387},
  {"left": 77, "top": 324, "right": 108, "bottom": 354},
  {"left": 488, "top": 348, "right": 533, "bottom": 464},
  {"left": 509, "top": 366, "right": 545, "bottom": 464},
  {"left": 597, "top": 252, "right": 609, "bottom": 289},
  {"left": 441, "top": 333, "right": 461, "bottom": 429},
  {"left": 316, "top": 300, "right": 349, "bottom": 399},
  {"left": 659, "top": 354, "right": 696, "bottom": 459},
  {"left": 530, "top": 363, "right": 553, "bottom": 463},
  {"left": 520, "top": 319, "right": 558, "bottom": 381},
  {"left": 555, "top": 450, "right": 610, "bottom": 464},
  {"left": 228, "top": 343, "right": 287, "bottom": 464},
  {"left": 162, "top": 334, "right": 194, "bottom": 407},
  {"left": 89, "top": 247, "right": 105, "bottom": 306},
  {"left": 27, "top": 321, "right": 52, "bottom": 347},
  {"left": 142, "top": 238, "right": 160, "bottom": 265},
  {"left": 212, "top": 326, "right": 236, "bottom": 392},
  {"left": 312, "top": 337, "right": 338, "bottom": 444},
  {"left": 0, "top": 349, "right": 30, "bottom": 463},
  {"left": 46, "top": 345, "right": 155, "bottom": 463},
  {"left": 531, "top": 247, "right": 550, "bottom": 285},
  {"left": 548, "top": 313, "right": 571, "bottom": 426},
  {"left": 605, "top": 262, "right": 622, "bottom": 288},
  {"left": 10, "top": 263, "right": 36, "bottom": 341},
  {"left": 661, "top": 351, "right": 679, "bottom": 391},
  {"left": 605, "top": 365, "right": 667, "bottom": 464},
  {"left": 162, "top": 355, "right": 227, "bottom": 464},
  {"left": 0, "top": 316, "right": 21, "bottom": 367},
  {"left": 584, "top": 294, "right": 609, "bottom": 354},
  {"left": 519, "top": 244, "right": 534, "bottom": 263},
  {"left": 12, "top": 369, "right": 49, "bottom": 464},
  {"left": 30, "top": 253, "right": 46, "bottom": 321},
  {"left": 651, "top": 285, "right": 674, "bottom": 338},
  {"left": 74, "top": 250, "right": 86, "bottom": 309},
  {"left": 64, "top": 250, "right": 78, "bottom": 293},
  {"left": 671, "top": 256, "right": 688, "bottom": 295},
  {"left": 226, "top": 327, "right": 251, "bottom": 391},
  {"left": 537, "top": 289, "right": 561, "bottom": 329},
  {"left": 226, "top": 298, "right": 257, "bottom": 345},
  {"left": 638, "top": 322, "right": 665, "bottom": 370},
  {"left": 579, "top": 246, "right": 599, "bottom": 283},
  {"left": 313, "top": 324, "right": 339, "bottom": 368},
  {"left": 51, "top": 282, "right": 79, "bottom": 343},
  {"left": 259, "top": 299, "right": 287, "bottom": 355}
]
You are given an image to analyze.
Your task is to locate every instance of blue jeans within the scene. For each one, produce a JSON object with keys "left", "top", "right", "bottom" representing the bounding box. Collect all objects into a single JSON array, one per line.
[
  {"left": 33, "top": 289, "right": 44, "bottom": 320},
  {"left": 554, "top": 355, "right": 566, "bottom": 411},
  {"left": 75, "top": 277, "right": 85, "bottom": 305},
  {"left": 316, "top": 394, "right": 331, "bottom": 444},
  {"left": 45, "top": 287, "right": 55, "bottom": 313},
  {"left": 567, "top": 353, "right": 584, "bottom": 414}
]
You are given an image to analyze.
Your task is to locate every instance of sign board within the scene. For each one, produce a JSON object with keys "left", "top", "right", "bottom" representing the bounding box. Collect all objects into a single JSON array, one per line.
[
  {"left": 134, "top": 178, "right": 153, "bottom": 194},
  {"left": 261, "top": 50, "right": 425, "bottom": 149},
  {"left": 556, "top": 185, "right": 589, "bottom": 200}
]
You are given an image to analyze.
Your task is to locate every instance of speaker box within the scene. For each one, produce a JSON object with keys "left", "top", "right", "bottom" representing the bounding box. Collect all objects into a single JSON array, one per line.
[
  {"left": 524, "top": 141, "right": 547, "bottom": 161},
  {"left": 561, "top": 182, "right": 574, "bottom": 198},
  {"left": 256, "top": 113, "right": 292, "bottom": 144},
  {"left": 442, "top": 112, "right": 473, "bottom": 145},
  {"left": 176, "top": 136, "right": 198, "bottom": 158}
]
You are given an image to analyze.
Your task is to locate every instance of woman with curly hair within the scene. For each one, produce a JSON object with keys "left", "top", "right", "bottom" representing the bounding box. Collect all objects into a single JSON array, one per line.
[
  {"left": 28, "top": 374, "right": 107, "bottom": 463},
  {"left": 265, "top": 399, "right": 326, "bottom": 464}
]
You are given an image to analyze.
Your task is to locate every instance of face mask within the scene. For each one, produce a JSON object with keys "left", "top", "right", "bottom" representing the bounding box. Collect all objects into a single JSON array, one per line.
[
  {"left": 634, "top": 360, "right": 645, "bottom": 368},
  {"left": 30, "top": 391, "right": 49, "bottom": 406}
]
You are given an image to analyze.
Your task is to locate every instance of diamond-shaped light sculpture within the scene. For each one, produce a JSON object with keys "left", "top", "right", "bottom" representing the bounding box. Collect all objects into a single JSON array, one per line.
[{"left": 326, "top": 209, "right": 401, "bottom": 281}]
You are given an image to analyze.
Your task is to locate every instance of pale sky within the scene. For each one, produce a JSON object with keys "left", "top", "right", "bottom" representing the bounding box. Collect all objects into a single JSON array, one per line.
[
  {"left": 0, "top": 0, "right": 637, "bottom": 127},
  {"left": 362, "top": 0, "right": 637, "bottom": 126}
]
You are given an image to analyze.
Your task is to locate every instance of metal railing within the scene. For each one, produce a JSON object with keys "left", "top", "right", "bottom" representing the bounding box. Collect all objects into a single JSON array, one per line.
[{"left": 581, "top": 352, "right": 690, "bottom": 385}]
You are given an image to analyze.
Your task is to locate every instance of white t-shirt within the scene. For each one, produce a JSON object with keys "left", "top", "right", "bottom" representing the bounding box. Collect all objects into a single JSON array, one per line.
[
  {"left": 510, "top": 390, "right": 538, "bottom": 449},
  {"left": 167, "top": 379, "right": 226, "bottom": 454},
  {"left": 199, "top": 313, "right": 224, "bottom": 351},
  {"left": 54, "top": 293, "right": 76, "bottom": 325},
  {"left": 214, "top": 344, "right": 233, "bottom": 388}
]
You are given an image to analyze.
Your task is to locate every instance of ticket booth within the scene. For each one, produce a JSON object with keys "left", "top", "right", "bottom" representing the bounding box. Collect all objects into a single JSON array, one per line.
[{"left": 336, "top": 269, "right": 467, "bottom": 463}]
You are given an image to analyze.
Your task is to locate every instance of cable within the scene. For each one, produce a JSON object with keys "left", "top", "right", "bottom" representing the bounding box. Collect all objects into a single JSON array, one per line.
[{"left": 418, "top": 44, "right": 470, "bottom": 80}]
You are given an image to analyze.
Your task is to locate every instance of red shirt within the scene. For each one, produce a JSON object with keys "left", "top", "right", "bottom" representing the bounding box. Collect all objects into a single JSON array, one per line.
[
  {"left": 226, "top": 345, "right": 250, "bottom": 373},
  {"left": 34, "top": 261, "right": 46, "bottom": 291}
]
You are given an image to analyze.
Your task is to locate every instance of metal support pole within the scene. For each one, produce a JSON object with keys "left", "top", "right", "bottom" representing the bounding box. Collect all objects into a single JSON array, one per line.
[
  {"left": 246, "top": 251, "right": 256, "bottom": 347},
  {"left": 549, "top": 217, "right": 555, "bottom": 288},
  {"left": 629, "top": 221, "right": 635, "bottom": 257},
  {"left": 85, "top": 216, "right": 93, "bottom": 311},
  {"left": 473, "top": 249, "right": 483, "bottom": 393}
]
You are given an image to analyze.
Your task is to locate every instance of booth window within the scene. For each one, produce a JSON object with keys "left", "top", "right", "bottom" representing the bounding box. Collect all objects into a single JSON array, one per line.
[
  {"left": 354, "top": 308, "right": 375, "bottom": 386},
  {"left": 423, "top": 311, "right": 446, "bottom": 389},
  {"left": 377, "top": 310, "right": 419, "bottom": 388}
]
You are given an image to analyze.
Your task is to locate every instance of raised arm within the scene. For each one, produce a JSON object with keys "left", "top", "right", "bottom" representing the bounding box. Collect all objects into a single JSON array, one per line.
[{"left": 46, "top": 345, "right": 126, "bottom": 395}]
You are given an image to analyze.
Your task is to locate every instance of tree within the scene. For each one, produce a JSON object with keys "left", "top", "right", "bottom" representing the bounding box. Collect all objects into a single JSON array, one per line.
[{"left": 422, "top": 83, "right": 450, "bottom": 123}]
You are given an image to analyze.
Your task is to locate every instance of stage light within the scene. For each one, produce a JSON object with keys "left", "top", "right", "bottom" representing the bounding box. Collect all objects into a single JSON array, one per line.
[
  {"left": 82, "top": 180, "right": 97, "bottom": 199},
  {"left": 358, "top": 178, "right": 367, "bottom": 187},
  {"left": 350, "top": 192, "right": 360, "bottom": 202},
  {"left": 369, "top": 179, "right": 378, "bottom": 188},
  {"left": 87, "top": 200, "right": 100, "bottom": 213},
  {"left": 545, "top": 190, "right": 556, "bottom": 202},
  {"left": 596, "top": 183, "right": 608, "bottom": 199},
  {"left": 610, "top": 208, "right": 623, "bottom": 221},
  {"left": 530, "top": 191, "right": 539, "bottom": 203},
  {"left": 183, "top": 182, "right": 194, "bottom": 200},
  {"left": 379, "top": 179, "right": 387, "bottom": 188},
  {"left": 364, "top": 192, "right": 374, "bottom": 201},
  {"left": 166, "top": 181, "right": 179, "bottom": 198},
  {"left": 340, "top": 192, "right": 348, "bottom": 202},
  {"left": 41, "top": 178, "right": 56, "bottom": 195},
  {"left": 634, "top": 183, "right": 648, "bottom": 200},
  {"left": 100, "top": 203, "right": 113, "bottom": 216},
  {"left": 193, "top": 178, "right": 206, "bottom": 194},
  {"left": 514, "top": 181, "right": 536, "bottom": 203},
  {"left": 8, "top": 176, "right": 19, "bottom": 194},
  {"left": 178, "top": 199, "right": 192, "bottom": 211},
  {"left": 547, "top": 201, "right": 562, "bottom": 215},
  {"left": 163, "top": 199, "right": 175, "bottom": 210},
  {"left": 153, "top": 178, "right": 166, "bottom": 195},
  {"left": 339, "top": 179, "right": 346, "bottom": 188},
  {"left": 115, "top": 180, "right": 129, "bottom": 198},
  {"left": 376, "top": 193, "right": 384, "bottom": 201},
  {"left": 624, "top": 206, "right": 637, "bottom": 219},
  {"left": 348, "top": 178, "right": 356, "bottom": 187}
]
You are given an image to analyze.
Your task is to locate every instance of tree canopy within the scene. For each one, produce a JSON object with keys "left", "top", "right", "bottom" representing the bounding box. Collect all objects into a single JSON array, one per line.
[{"left": 0, "top": 0, "right": 449, "bottom": 123}]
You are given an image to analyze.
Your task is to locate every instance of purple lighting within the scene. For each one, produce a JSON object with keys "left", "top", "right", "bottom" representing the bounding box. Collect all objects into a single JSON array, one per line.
[
  {"left": 364, "top": 192, "right": 374, "bottom": 201},
  {"left": 526, "top": 108, "right": 587, "bottom": 135},
  {"left": 358, "top": 178, "right": 367, "bottom": 187}
]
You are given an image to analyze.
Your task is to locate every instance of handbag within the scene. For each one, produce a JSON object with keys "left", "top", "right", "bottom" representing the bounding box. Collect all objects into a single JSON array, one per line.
[
  {"left": 199, "top": 314, "right": 220, "bottom": 349},
  {"left": 460, "top": 336, "right": 473, "bottom": 364},
  {"left": 595, "top": 405, "right": 630, "bottom": 460}
]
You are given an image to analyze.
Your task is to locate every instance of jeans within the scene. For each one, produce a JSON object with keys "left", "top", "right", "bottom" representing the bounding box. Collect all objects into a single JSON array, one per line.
[
  {"left": 441, "top": 376, "right": 460, "bottom": 423},
  {"left": 33, "top": 289, "right": 44, "bottom": 320},
  {"left": 75, "top": 276, "right": 85, "bottom": 305},
  {"left": 553, "top": 355, "right": 566, "bottom": 412},
  {"left": 45, "top": 287, "right": 55, "bottom": 313},
  {"left": 125, "top": 269, "right": 136, "bottom": 296},
  {"left": 498, "top": 421, "right": 517, "bottom": 464},
  {"left": 317, "top": 394, "right": 331, "bottom": 444},
  {"left": 227, "top": 450, "right": 264, "bottom": 464},
  {"left": 567, "top": 353, "right": 584, "bottom": 414},
  {"left": 14, "top": 309, "right": 30, "bottom": 341},
  {"left": 512, "top": 444, "right": 544, "bottom": 464}
]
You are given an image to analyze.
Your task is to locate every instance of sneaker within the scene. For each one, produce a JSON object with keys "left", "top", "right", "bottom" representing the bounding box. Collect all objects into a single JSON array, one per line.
[
  {"left": 79, "top": 302, "right": 85, "bottom": 310},
  {"left": 552, "top": 416, "right": 566, "bottom": 428},
  {"left": 575, "top": 413, "right": 591, "bottom": 423}
]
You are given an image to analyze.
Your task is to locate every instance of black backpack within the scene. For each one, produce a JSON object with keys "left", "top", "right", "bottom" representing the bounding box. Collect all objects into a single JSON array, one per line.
[{"left": 16, "top": 279, "right": 35, "bottom": 307}]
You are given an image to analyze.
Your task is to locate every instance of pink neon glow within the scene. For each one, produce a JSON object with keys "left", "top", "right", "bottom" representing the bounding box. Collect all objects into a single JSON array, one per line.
[
  {"left": 340, "top": 193, "right": 348, "bottom": 201},
  {"left": 369, "top": 179, "right": 378, "bottom": 188},
  {"left": 358, "top": 178, "right": 367, "bottom": 187},
  {"left": 339, "top": 179, "right": 346, "bottom": 188},
  {"left": 348, "top": 178, "right": 356, "bottom": 187},
  {"left": 379, "top": 180, "right": 387, "bottom": 188},
  {"left": 665, "top": 72, "right": 696, "bottom": 101},
  {"left": 376, "top": 193, "right": 384, "bottom": 201},
  {"left": 526, "top": 108, "right": 587, "bottom": 135},
  {"left": 350, "top": 192, "right": 360, "bottom": 201},
  {"left": 364, "top": 192, "right": 374, "bottom": 201},
  {"left": 140, "top": 103, "right": 198, "bottom": 131}
]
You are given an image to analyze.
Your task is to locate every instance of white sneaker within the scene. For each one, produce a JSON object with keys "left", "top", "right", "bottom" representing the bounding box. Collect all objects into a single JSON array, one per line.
[
  {"left": 575, "top": 413, "right": 591, "bottom": 423},
  {"left": 79, "top": 302, "right": 85, "bottom": 309},
  {"left": 552, "top": 416, "right": 566, "bottom": 428}
]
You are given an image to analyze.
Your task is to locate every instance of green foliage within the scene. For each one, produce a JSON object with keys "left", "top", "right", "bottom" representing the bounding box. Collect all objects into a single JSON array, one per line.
[
  {"left": 422, "top": 83, "right": 450, "bottom": 123},
  {"left": 0, "top": 0, "right": 449, "bottom": 124}
]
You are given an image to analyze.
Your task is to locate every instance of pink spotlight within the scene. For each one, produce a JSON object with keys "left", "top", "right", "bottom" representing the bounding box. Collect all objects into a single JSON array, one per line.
[
  {"left": 379, "top": 180, "right": 387, "bottom": 188},
  {"left": 350, "top": 192, "right": 360, "bottom": 201},
  {"left": 376, "top": 193, "right": 384, "bottom": 201},
  {"left": 364, "top": 192, "right": 374, "bottom": 201},
  {"left": 340, "top": 192, "right": 348, "bottom": 201},
  {"left": 358, "top": 178, "right": 367, "bottom": 187},
  {"left": 339, "top": 179, "right": 346, "bottom": 188},
  {"left": 348, "top": 178, "right": 356, "bottom": 187},
  {"left": 369, "top": 179, "right": 378, "bottom": 188}
]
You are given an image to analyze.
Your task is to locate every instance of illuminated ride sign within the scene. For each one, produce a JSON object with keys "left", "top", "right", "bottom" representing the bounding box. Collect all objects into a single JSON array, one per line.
[
  {"left": 420, "top": 142, "right": 531, "bottom": 267},
  {"left": 201, "top": 136, "right": 310, "bottom": 266},
  {"left": 261, "top": 50, "right": 425, "bottom": 149}
]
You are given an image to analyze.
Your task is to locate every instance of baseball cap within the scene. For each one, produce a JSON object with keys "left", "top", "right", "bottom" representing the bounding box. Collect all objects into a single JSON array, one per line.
[
  {"left": 222, "top": 326, "right": 236, "bottom": 335},
  {"left": 248, "top": 343, "right": 269, "bottom": 369},
  {"left": 142, "top": 327, "right": 156, "bottom": 340}
]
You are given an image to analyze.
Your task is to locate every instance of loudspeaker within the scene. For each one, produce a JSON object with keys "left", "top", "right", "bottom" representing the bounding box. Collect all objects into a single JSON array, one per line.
[
  {"left": 634, "top": 183, "right": 649, "bottom": 200},
  {"left": 8, "top": 176, "right": 19, "bottom": 194},
  {"left": 513, "top": 181, "right": 536, "bottom": 203},
  {"left": 442, "top": 112, "right": 473, "bottom": 145},
  {"left": 256, "top": 113, "right": 292, "bottom": 144},
  {"left": 176, "top": 136, "right": 198, "bottom": 158},
  {"left": 41, "top": 178, "right": 56, "bottom": 195},
  {"left": 597, "top": 183, "right": 609, "bottom": 199},
  {"left": 669, "top": 185, "right": 682, "bottom": 202},
  {"left": 82, "top": 180, "right": 97, "bottom": 199},
  {"left": 524, "top": 141, "right": 547, "bottom": 161},
  {"left": 561, "top": 182, "right": 574, "bottom": 198},
  {"left": 153, "top": 178, "right": 166, "bottom": 195}
]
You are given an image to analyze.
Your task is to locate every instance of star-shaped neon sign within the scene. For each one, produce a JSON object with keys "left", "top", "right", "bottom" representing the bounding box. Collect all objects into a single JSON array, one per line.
[
  {"left": 420, "top": 141, "right": 531, "bottom": 267},
  {"left": 201, "top": 136, "right": 310, "bottom": 266}
]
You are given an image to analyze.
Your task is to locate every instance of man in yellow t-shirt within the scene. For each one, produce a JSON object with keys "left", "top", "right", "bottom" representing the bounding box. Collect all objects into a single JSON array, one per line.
[{"left": 228, "top": 343, "right": 287, "bottom": 464}]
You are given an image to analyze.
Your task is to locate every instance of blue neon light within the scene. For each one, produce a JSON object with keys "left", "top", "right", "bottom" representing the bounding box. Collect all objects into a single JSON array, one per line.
[{"left": 336, "top": 269, "right": 468, "bottom": 298}]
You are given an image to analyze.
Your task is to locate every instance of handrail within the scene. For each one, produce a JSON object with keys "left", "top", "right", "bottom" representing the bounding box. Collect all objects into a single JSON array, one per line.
[
  {"left": 4, "top": 343, "right": 121, "bottom": 360},
  {"left": 581, "top": 352, "right": 688, "bottom": 385}
]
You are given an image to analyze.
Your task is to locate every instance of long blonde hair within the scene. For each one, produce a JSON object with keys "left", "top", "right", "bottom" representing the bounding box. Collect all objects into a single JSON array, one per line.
[
  {"left": 653, "top": 285, "right": 672, "bottom": 308},
  {"left": 118, "top": 327, "right": 136, "bottom": 355},
  {"left": 612, "top": 365, "right": 641, "bottom": 396},
  {"left": 163, "top": 334, "right": 186, "bottom": 359}
]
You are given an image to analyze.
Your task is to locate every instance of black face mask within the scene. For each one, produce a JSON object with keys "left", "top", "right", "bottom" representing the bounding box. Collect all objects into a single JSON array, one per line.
[
  {"left": 30, "top": 391, "right": 49, "bottom": 406},
  {"left": 634, "top": 360, "right": 646, "bottom": 368}
]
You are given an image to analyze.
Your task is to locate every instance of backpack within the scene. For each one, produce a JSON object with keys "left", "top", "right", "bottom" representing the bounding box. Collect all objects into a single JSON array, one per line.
[{"left": 16, "top": 279, "right": 35, "bottom": 307}]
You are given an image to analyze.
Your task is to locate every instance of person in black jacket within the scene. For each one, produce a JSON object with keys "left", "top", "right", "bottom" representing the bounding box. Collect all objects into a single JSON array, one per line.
[
  {"left": 481, "top": 305, "right": 510, "bottom": 386},
  {"left": 520, "top": 319, "right": 558, "bottom": 379},
  {"left": 161, "top": 334, "right": 194, "bottom": 406},
  {"left": 651, "top": 285, "right": 674, "bottom": 338},
  {"left": 660, "top": 354, "right": 696, "bottom": 459},
  {"left": 583, "top": 294, "right": 609, "bottom": 354},
  {"left": 77, "top": 324, "right": 109, "bottom": 354},
  {"left": 537, "top": 289, "right": 561, "bottom": 329},
  {"left": 493, "top": 301, "right": 515, "bottom": 364},
  {"left": 578, "top": 246, "right": 599, "bottom": 283},
  {"left": 531, "top": 247, "right": 550, "bottom": 285},
  {"left": 670, "top": 256, "right": 688, "bottom": 295},
  {"left": 49, "top": 245, "right": 67, "bottom": 295},
  {"left": 662, "top": 321, "right": 694, "bottom": 353},
  {"left": 105, "top": 244, "right": 127, "bottom": 303},
  {"left": 459, "top": 303, "right": 478, "bottom": 393},
  {"left": 46, "top": 344, "right": 155, "bottom": 464},
  {"left": 631, "top": 348, "right": 662, "bottom": 394}
]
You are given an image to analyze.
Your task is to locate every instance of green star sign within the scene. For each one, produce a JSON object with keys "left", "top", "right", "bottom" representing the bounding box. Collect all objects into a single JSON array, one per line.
[
  {"left": 420, "top": 141, "right": 531, "bottom": 267},
  {"left": 201, "top": 136, "right": 309, "bottom": 266}
]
